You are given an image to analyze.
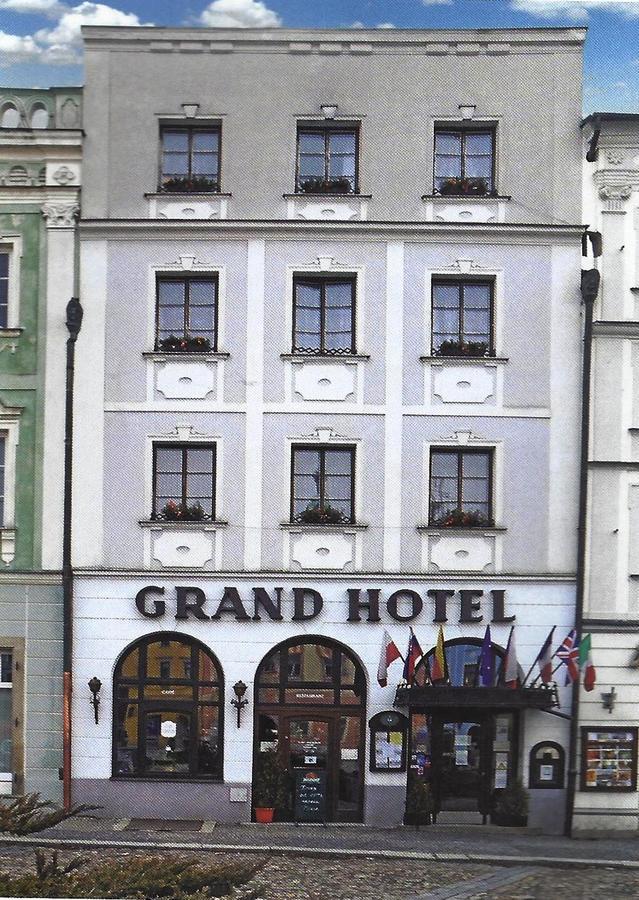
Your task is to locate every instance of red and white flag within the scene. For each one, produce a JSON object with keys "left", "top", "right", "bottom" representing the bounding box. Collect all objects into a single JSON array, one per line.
[
  {"left": 503, "top": 626, "right": 519, "bottom": 689},
  {"left": 536, "top": 627, "right": 556, "bottom": 685},
  {"left": 377, "top": 630, "right": 402, "bottom": 687}
]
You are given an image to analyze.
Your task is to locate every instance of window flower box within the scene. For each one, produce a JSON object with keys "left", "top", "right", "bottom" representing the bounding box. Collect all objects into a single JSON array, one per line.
[
  {"left": 157, "top": 335, "right": 212, "bottom": 353},
  {"left": 298, "top": 177, "right": 353, "bottom": 195},
  {"left": 435, "top": 340, "right": 492, "bottom": 359},
  {"left": 438, "top": 177, "right": 492, "bottom": 197},
  {"left": 433, "top": 509, "right": 493, "bottom": 528},
  {"left": 157, "top": 500, "right": 208, "bottom": 522},
  {"left": 160, "top": 176, "right": 219, "bottom": 193},
  {"left": 295, "top": 504, "right": 352, "bottom": 526}
]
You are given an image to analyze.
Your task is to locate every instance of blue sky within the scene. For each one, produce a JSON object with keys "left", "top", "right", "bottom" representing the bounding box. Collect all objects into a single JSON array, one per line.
[{"left": 0, "top": 0, "right": 637, "bottom": 113}]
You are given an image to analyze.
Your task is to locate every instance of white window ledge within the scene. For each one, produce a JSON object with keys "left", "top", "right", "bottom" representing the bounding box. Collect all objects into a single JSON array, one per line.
[
  {"left": 422, "top": 195, "right": 510, "bottom": 224},
  {"left": 281, "top": 352, "right": 370, "bottom": 363},
  {"left": 0, "top": 528, "right": 16, "bottom": 566},
  {"left": 143, "top": 350, "right": 230, "bottom": 361},
  {"left": 139, "top": 519, "right": 228, "bottom": 530},
  {"left": 420, "top": 355, "right": 508, "bottom": 364},
  {"left": 285, "top": 193, "right": 371, "bottom": 221},
  {"left": 280, "top": 521, "right": 368, "bottom": 531},
  {"left": 145, "top": 193, "right": 231, "bottom": 220}
]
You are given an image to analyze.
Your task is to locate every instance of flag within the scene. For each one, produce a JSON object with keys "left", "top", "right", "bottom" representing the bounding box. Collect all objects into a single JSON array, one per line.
[
  {"left": 478, "top": 625, "right": 495, "bottom": 686},
  {"left": 557, "top": 629, "right": 580, "bottom": 685},
  {"left": 402, "top": 629, "right": 423, "bottom": 683},
  {"left": 536, "top": 627, "right": 556, "bottom": 685},
  {"left": 430, "top": 625, "right": 447, "bottom": 683},
  {"left": 579, "top": 633, "right": 596, "bottom": 692},
  {"left": 377, "top": 630, "right": 402, "bottom": 687},
  {"left": 503, "top": 626, "right": 519, "bottom": 689}
]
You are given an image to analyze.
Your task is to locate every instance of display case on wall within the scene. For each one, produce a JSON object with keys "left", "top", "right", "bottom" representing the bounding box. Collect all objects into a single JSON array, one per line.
[{"left": 580, "top": 727, "right": 638, "bottom": 792}]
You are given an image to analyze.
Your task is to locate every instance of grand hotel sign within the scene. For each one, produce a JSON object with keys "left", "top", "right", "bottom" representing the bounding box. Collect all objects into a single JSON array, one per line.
[{"left": 135, "top": 585, "right": 515, "bottom": 625}]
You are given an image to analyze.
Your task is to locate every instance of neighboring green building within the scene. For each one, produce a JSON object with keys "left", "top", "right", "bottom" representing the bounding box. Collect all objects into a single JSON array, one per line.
[{"left": 0, "top": 87, "right": 81, "bottom": 801}]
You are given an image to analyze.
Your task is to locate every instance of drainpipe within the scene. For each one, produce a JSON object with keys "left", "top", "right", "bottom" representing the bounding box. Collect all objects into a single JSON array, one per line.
[
  {"left": 564, "top": 266, "right": 600, "bottom": 836},
  {"left": 62, "top": 296, "right": 83, "bottom": 811}
]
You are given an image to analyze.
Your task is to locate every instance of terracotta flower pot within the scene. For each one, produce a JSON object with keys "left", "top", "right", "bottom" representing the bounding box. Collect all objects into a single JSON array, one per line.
[{"left": 254, "top": 807, "right": 275, "bottom": 823}]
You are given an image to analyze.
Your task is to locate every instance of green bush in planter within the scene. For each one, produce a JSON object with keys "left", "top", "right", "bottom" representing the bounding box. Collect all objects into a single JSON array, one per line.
[
  {"left": 492, "top": 778, "right": 529, "bottom": 826},
  {"left": 252, "top": 749, "right": 288, "bottom": 811},
  {"left": 404, "top": 779, "right": 434, "bottom": 827}
]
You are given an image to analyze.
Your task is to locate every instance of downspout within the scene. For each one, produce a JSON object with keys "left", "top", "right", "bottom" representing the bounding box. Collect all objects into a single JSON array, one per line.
[
  {"left": 62, "top": 296, "right": 83, "bottom": 811},
  {"left": 564, "top": 265, "right": 600, "bottom": 836}
]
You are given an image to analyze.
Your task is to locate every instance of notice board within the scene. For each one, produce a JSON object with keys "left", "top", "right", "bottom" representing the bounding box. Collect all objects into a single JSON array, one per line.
[{"left": 294, "top": 769, "right": 327, "bottom": 822}]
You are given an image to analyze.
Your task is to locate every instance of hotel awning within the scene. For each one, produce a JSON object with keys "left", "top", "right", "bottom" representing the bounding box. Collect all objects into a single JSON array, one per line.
[{"left": 394, "top": 684, "right": 558, "bottom": 711}]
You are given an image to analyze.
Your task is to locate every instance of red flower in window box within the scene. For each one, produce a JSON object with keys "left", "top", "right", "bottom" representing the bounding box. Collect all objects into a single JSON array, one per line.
[
  {"left": 439, "top": 177, "right": 491, "bottom": 197},
  {"left": 436, "top": 340, "right": 490, "bottom": 358},
  {"left": 158, "top": 335, "right": 211, "bottom": 353},
  {"left": 435, "top": 509, "right": 492, "bottom": 528},
  {"left": 160, "top": 501, "right": 206, "bottom": 522}
]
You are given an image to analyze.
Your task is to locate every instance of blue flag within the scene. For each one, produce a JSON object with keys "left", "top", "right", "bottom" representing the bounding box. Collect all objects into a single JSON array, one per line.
[{"left": 479, "top": 625, "right": 494, "bottom": 687}]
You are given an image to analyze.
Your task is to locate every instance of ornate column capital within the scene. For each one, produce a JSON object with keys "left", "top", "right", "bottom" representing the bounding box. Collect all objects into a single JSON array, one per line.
[
  {"left": 41, "top": 202, "right": 79, "bottom": 229},
  {"left": 598, "top": 184, "right": 633, "bottom": 211}
]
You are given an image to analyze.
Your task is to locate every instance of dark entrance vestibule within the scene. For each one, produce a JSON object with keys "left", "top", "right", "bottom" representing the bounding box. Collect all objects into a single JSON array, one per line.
[{"left": 253, "top": 637, "right": 366, "bottom": 823}]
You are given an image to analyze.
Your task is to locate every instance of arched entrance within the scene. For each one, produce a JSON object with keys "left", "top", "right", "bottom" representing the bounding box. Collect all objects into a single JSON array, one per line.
[
  {"left": 410, "top": 638, "right": 516, "bottom": 822},
  {"left": 254, "top": 637, "right": 366, "bottom": 822}
]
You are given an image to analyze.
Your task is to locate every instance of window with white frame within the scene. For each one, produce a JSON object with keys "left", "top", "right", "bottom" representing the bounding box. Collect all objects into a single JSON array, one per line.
[
  {"left": 0, "top": 239, "right": 21, "bottom": 331},
  {"left": 0, "top": 254, "right": 8, "bottom": 330}
]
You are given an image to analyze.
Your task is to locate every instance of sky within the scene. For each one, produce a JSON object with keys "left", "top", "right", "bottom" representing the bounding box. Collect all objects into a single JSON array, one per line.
[{"left": 0, "top": 0, "right": 637, "bottom": 113}]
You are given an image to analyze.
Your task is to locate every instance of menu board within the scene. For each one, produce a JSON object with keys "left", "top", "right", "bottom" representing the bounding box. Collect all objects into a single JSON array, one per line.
[
  {"left": 374, "top": 731, "right": 404, "bottom": 770},
  {"left": 581, "top": 728, "right": 637, "bottom": 792},
  {"left": 294, "top": 769, "right": 327, "bottom": 822}
]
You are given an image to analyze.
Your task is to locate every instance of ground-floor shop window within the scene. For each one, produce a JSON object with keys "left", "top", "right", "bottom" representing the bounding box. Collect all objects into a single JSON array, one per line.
[
  {"left": 580, "top": 727, "right": 637, "bottom": 791},
  {"left": 113, "top": 633, "right": 223, "bottom": 779}
]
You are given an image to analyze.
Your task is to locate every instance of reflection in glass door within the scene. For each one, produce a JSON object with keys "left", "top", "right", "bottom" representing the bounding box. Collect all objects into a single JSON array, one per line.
[
  {"left": 143, "top": 710, "right": 192, "bottom": 775},
  {"left": 438, "top": 721, "right": 483, "bottom": 812}
]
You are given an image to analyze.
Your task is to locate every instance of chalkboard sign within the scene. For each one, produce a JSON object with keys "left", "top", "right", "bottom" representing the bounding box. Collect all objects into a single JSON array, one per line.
[{"left": 294, "top": 769, "right": 327, "bottom": 823}]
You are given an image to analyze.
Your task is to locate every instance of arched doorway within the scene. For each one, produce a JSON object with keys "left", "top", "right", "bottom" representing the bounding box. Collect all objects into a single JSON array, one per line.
[
  {"left": 112, "top": 632, "right": 223, "bottom": 780},
  {"left": 410, "top": 638, "right": 515, "bottom": 822},
  {"left": 254, "top": 637, "right": 366, "bottom": 822}
]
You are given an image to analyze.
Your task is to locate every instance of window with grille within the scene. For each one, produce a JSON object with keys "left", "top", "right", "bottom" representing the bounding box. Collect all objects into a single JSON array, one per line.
[
  {"left": 429, "top": 448, "right": 493, "bottom": 528},
  {"left": 431, "top": 280, "right": 494, "bottom": 357},
  {"left": 291, "top": 445, "right": 355, "bottom": 525},
  {"left": 155, "top": 275, "right": 217, "bottom": 353},
  {"left": 293, "top": 276, "right": 355, "bottom": 355},
  {"left": 152, "top": 444, "right": 216, "bottom": 522}
]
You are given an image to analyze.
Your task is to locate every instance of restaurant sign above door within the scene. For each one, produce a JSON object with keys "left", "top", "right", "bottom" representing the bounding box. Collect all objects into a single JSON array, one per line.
[{"left": 134, "top": 585, "right": 515, "bottom": 624}]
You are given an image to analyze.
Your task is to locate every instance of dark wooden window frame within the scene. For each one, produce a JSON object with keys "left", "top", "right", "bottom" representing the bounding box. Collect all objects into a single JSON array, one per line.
[
  {"left": 155, "top": 273, "right": 219, "bottom": 351},
  {"left": 580, "top": 725, "right": 638, "bottom": 792},
  {"left": 431, "top": 277, "right": 495, "bottom": 356},
  {"left": 292, "top": 274, "right": 357, "bottom": 356},
  {"left": 151, "top": 442, "right": 217, "bottom": 521},
  {"left": 529, "top": 740, "right": 565, "bottom": 789},
  {"left": 112, "top": 632, "right": 224, "bottom": 781},
  {"left": 158, "top": 123, "right": 222, "bottom": 192},
  {"left": 290, "top": 444, "right": 356, "bottom": 524},
  {"left": 428, "top": 447, "right": 494, "bottom": 527},
  {"left": 295, "top": 124, "right": 360, "bottom": 194},
  {"left": 433, "top": 125, "right": 497, "bottom": 195},
  {"left": 369, "top": 711, "right": 408, "bottom": 773}
]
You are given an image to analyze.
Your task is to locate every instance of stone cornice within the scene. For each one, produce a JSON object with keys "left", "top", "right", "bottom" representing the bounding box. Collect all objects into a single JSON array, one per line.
[
  {"left": 0, "top": 130, "right": 82, "bottom": 149},
  {"left": 79, "top": 218, "right": 585, "bottom": 244}
]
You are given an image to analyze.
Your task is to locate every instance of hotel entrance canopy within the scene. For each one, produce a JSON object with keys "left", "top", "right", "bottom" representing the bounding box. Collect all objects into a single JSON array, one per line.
[{"left": 394, "top": 684, "right": 559, "bottom": 711}]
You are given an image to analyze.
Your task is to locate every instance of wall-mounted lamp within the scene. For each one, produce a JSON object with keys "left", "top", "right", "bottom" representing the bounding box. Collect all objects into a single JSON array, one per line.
[
  {"left": 320, "top": 103, "right": 338, "bottom": 119},
  {"left": 458, "top": 103, "right": 476, "bottom": 121},
  {"left": 88, "top": 677, "right": 102, "bottom": 724},
  {"left": 181, "top": 103, "right": 200, "bottom": 118},
  {"left": 601, "top": 686, "right": 616, "bottom": 714},
  {"left": 231, "top": 680, "right": 249, "bottom": 728}
]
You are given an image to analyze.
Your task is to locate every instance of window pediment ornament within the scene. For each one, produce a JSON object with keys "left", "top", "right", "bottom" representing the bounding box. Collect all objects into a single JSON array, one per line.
[
  {"left": 298, "top": 427, "right": 350, "bottom": 444},
  {"left": 41, "top": 203, "right": 79, "bottom": 229},
  {"left": 441, "top": 430, "right": 485, "bottom": 446},
  {"left": 151, "top": 425, "right": 215, "bottom": 442}
]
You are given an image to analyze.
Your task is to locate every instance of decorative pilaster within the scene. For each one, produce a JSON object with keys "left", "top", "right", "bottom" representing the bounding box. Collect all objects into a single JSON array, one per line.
[{"left": 41, "top": 202, "right": 79, "bottom": 229}]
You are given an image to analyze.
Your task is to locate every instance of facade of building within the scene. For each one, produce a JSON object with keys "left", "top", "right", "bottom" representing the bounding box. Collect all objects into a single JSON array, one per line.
[
  {"left": 578, "top": 113, "right": 639, "bottom": 832},
  {"left": 73, "top": 26, "right": 585, "bottom": 831},
  {"left": 0, "top": 87, "right": 82, "bottom": 801}
]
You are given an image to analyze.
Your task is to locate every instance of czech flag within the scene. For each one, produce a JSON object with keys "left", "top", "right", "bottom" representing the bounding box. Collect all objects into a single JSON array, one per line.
[
  {"left": 402, "top": 629, "right": 423, "bottom": 684},
  {"left": 430, "top": 625, "right": 447, "bottom": 683},
  {"left": 377, "top": 630, "right": 402, "bottom": 687}
]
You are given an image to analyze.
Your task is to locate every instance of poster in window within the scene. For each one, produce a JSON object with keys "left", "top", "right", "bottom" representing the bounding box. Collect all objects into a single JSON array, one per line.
[
  {"left": 581, "top": 728, "right": 638, "bottom": 791},
  {"left": 374, "top": 731, "right": 403, "bottom": 770}
]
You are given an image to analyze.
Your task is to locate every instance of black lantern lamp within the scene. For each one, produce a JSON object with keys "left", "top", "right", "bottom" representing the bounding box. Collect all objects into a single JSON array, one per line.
[
  {"left": 88, "top": 676, "right": 102, "bottom": 724},
  {"left": 65, "top": 297, "right": 83, "bottom": 340},
  {"left": 231, "top": 680, "right": 249, "bottom": 727}
]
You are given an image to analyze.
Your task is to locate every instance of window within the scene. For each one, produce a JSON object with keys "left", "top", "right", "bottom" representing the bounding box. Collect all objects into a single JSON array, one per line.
[
  {"left": 581, "top": 727, "right": 637, "bottom": 792},
  {"left": 530, "top": 741, "right": 565, "bottom": 789},
  {"left": 293, "top": 276, "right": 356, "bottom": 356},
  {"left": 434, "top": 127, "right": 495, "bottom": 196},
  {"left": 152, "top": 444, "right": 216, "bottom": 522},
  {"left": 431, "top": 280, "right": 494, "bottom": 357},
  {"left": 297, "top": 127, "right": 358, "bottom": 194},
  {"left": 0, "top": 650, "right": 12, "bottom": 789},
  {"left": 0, "top": 436, "right": 5, "bottom": 526},
  {"left": 0, "top": 254, "right": 9, "bottom": 330},
  {"left": 0, "top": 105, "right": 19, "bottom": 129},
  {"left": 291, "top": 445, "right": 355, "bottom": 525},
  {"left": 30, "top": 105, "right": 48, "bottom": 129},
  {"left": 429, "top": 448, "right": 493, "bottom": 527},
  {"left": 113, "top": 634, "right": 223, "bottom": 779},
  {"left": 156, "top": 275, "right": 218, "bottom": 352},
  {"left": 160, "top": 126, "right": 220, "bottom": 192},
  {"left": 369, "top": 712, "right": 408, "bottom": 772},
  {"left": 415, "top": 639, "right": 505, "bottom": 687}
]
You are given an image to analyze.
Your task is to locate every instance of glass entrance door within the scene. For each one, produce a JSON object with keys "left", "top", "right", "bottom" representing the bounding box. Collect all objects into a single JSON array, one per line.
[{"left": 438, "top": 720, "right": 483, "bottom": 812}]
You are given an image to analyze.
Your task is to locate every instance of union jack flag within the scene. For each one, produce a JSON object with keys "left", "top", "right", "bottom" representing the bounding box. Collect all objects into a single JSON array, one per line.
[{"left": 556, "top": 629, "right": 580, "bottom": 685}]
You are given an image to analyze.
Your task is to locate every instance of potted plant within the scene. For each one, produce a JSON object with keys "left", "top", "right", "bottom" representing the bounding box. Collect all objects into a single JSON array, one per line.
[
  {"left": 435, "top": 508, "right": 492, "bottom": 528},
  {"left": 404, "top": 779, "right": 434, "bottom": 829},
  {"left": 298, "top": 176, "right": 353, "bottom": 195},
  {"left": 158, "top": 335, "right": 211, "bottom": 353},
  {"left": 161, "top": 176, "right": 219, "bottom": 193},
  {"left": 436, "top": 340, "right": 490, "bottom": 358},
  {"left": 253, "top": 749, "right": 287, "bottom": 823},
  {"left": 439, "top": 177, "right": 490, "bottom": 197},
  {"left": 160, "top": 500, "right": 206, "bottom": 522},
  {"left": 298, "top": 503, "right": 348, "bottom": 525},
  {"left": 491, "top": 778, "right": 529, "bottom": 827}
]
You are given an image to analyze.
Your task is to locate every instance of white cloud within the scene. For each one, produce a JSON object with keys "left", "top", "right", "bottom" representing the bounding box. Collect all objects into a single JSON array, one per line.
[
  {"left": 0, "top": 0, "right": 62, "bottom": 13},
  {"left": 511, "top": 0, "right": 639, "bottom": 18},
  {"left": 422, "top": 0, "right": 453, "bottom": 5},
  {"left": 0, "top": 29, "right": 41, "bottom": 64},
  {"left": 376, "top": 22, "right": 396, "bottom": 28},
  {"left": 36, "top": 1, "right": 148, "bottom": 48},
  {"left": 199, "top": 0, "right": 281, "bottom": 27}
]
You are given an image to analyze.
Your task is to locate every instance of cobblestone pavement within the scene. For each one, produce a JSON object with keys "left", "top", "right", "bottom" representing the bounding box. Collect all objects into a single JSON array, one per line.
[{"left": 0, "top": 846, "right": 638, "bottom": 900}]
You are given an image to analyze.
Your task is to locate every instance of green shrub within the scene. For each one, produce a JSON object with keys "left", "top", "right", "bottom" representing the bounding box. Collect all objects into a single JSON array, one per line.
[
  {"left": 493, "top": 778, "right": 529, "bottom": 821},
  {"left": 252, "top": 749, "right": 288, "bottom": 810},
  {"left": 0, "top": 793, "right": 98, "bottom": 835},
  {"left": 404, "top": 778, "right": 434, "bottom": 827}
]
